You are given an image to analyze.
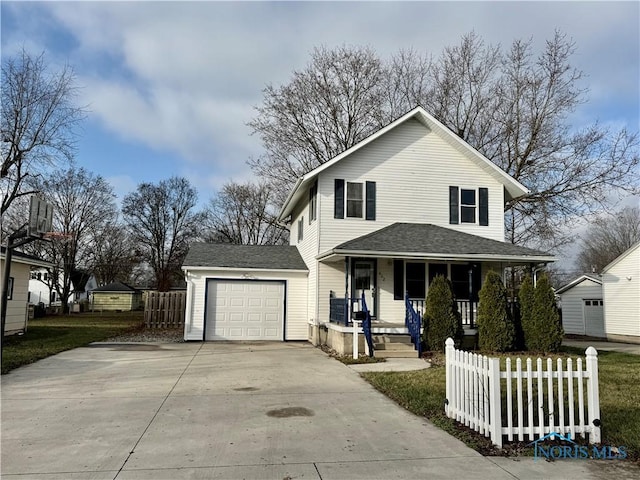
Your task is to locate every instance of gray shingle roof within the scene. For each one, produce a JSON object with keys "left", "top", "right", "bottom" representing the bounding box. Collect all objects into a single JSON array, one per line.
[
  {"left": 92, "top": 281, "right": 138, "bottom": 293},
  {"left": 183, "top": 243, "right": 308, "bottom": 270},
  {"left": 332, "top": 223, "right": 553, "bottom": 260}
]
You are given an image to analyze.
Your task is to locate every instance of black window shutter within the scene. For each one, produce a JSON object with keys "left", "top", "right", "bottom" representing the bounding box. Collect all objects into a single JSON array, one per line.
[
  {"left": 449, "top": 186, "right": 459, "bottom": 224},
  {"left": 365, "top": 181, "right": 376, "bottom": 221},
  {"left": 479, "top": 188, "right": 489, "bottom": 226},
  {"left": 334, "top": 179, "right": 344, "bottom": 219},
  {"left": 393, "top": 259, "right": 404, "bottom": 300}
]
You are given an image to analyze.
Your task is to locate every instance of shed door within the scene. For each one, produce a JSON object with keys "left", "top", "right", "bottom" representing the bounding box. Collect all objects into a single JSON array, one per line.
[
  {"left": 584, "top": 299, "right": 605, "bottom": 338},
  {"left": 205, "top": 280, "right": 284, "bottom": 341}
]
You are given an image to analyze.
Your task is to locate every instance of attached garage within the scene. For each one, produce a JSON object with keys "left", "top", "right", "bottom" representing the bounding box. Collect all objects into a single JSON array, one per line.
[
  {"left": 205, "top": 280, "right": 285, "bottom": 340},
  {"left": 182, "top": 243, "right": 308, "bottom": 342}
]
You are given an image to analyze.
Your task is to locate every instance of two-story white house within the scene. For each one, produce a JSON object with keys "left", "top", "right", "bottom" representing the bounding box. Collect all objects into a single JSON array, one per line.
[{"left": 182, "top": 107, "right": 555, "bottom": 354}]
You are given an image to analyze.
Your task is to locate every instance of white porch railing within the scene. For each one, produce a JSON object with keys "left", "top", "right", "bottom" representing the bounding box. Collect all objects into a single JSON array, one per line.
[{"left": 444, "top": 338, "right": 601, "bottom": 448}]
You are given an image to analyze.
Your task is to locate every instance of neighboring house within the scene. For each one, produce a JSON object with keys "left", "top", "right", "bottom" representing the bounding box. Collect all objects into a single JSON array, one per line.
[
  {"left": 557, "top": 274, "right": 604, "bottom": 338},
  {"left": 91, "top": 281, "right": 143, "bottom": 312},
  {"left": 28, "top": 267, "right": 61, "bottom": 305},
  {"left": 28, "top": 268, "right": 98, "bottom": 306},
  {"left": 182, "top": 107, "right": 555, "bottom": 352},
  {"left": 70, "top": 270, "right": 98, "bottom": 302},
  {"left": 602, "top": 242, "right": 640, "bottom": 344},
  {"left": 1, "top": 247, "right": 52, "bottom": 336}
]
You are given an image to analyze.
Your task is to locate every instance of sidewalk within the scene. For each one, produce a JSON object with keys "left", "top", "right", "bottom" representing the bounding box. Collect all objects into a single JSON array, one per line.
[{"left": 563, "top": 339, "right": 640, "bottom": 355}]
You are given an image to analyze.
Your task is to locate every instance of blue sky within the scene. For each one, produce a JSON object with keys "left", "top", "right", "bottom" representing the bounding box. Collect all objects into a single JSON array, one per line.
[{"left": 2, "top": 1, "right": 639, "bottom": 217}]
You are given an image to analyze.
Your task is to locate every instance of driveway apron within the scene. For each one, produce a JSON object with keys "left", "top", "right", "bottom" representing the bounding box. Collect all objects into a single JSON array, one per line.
[{"left": 1, "top": 342, "right": 631, "bottom": 479}]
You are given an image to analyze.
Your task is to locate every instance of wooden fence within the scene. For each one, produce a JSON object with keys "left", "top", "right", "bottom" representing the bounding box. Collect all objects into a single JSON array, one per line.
[
  {"left": 144, "top": 291, "right": 186, "bottom": 329},
  {"left": 444, "top": 338, "right": 600, "bottom": 448}
]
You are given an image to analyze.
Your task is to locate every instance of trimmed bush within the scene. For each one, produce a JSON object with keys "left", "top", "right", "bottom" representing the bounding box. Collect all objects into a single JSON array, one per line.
[
  {"left": 422, "top": 275, "right": 463, "bottom": 351},
  {"left": 528, "top": 274, "right": 564, "bottom": 353},
  {"left": 477, "top": 271, "right": 515, "bottom": 352},
  {"left": 518, "top": 275, "right": 535, "bottom": 350}
]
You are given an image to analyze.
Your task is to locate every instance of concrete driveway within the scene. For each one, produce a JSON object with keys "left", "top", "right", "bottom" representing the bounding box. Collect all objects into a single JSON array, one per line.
[{"left": 1, "top": 342, "right": 630, "bottom": 479}]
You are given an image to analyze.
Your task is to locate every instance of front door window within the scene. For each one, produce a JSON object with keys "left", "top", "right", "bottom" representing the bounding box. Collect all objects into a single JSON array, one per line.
[{"left": 352, "top": 260, "right": 376, "bottom": 317}]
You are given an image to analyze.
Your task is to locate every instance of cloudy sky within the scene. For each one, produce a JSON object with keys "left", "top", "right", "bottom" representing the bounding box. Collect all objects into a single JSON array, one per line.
[{"left": 2, "top": 1, "right": 639, "bottom": 216}]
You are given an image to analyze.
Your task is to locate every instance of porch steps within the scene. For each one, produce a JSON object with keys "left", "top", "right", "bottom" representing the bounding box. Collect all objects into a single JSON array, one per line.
[{"left": 372, "top": 334, "right": 418, "bottom": 358}]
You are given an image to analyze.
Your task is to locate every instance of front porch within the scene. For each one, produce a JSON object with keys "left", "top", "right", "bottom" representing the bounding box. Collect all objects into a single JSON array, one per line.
[
  {"left": 321, "top": 291, "right": 479, "bottom": 357},
  {"left": 313, "top": 223, "right": 554, "bottom": 357}
]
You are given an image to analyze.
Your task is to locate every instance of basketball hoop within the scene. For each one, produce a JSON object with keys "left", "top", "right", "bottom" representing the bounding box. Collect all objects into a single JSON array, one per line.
[{"left": 42, "top": 232, "right": 72, "bottom": 243}]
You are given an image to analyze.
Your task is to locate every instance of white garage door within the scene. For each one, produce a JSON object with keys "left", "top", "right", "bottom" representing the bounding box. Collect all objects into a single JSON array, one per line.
[
  {"left": 205, "top": 280, "right": 284, "bottom": 341},
  {"left": 584, "top": 299, "right": 605, "bottom": 338}
]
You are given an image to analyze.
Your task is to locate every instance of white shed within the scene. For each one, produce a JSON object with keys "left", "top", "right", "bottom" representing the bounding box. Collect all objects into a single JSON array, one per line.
[
  {"left": 557, "top": 274, "right": 604, "bottom": 338},
  {"left": 602, "top": 242, "right": 640, "bottom": 343},
  {"left": 1, "top": 248, "right": 52, "bottom": 336}
]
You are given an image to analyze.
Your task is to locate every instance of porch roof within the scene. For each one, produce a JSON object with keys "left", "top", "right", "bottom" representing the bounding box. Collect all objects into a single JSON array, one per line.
[{"left": 317, "top": 223, "right": 555, "bottom": 263}]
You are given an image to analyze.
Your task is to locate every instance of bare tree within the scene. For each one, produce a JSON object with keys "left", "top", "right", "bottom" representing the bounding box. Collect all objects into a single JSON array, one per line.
[
  {"left": 248, "top": 45, "right": 387, "bottom": 202},
  {"left": 204, "top": 181, "right": 288, "bottom": 245},
  {"left": 27, "top": 167, "right": 119, "bottom": 312},
  {"left": 122, "top": 177, "right": 203, "bottom": 291},
  {"left": 87, "top": 223, "right": 141, "bottom": 286},
  {"left": 249, "top": 34, "right": 640, "bottom": 249},
  {"left": 1, "top": 49, "right": 85, "bottom": 217},
  {"left": 576, "top": 206, "right": 640, "bottom": 273}
]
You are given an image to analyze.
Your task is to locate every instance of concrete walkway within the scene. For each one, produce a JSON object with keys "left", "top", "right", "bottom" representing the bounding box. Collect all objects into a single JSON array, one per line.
[
  {"left": 563, "top": 339, "right": 640, "bottom": 355},
  {"left": 1, "top": 342, "right": 636, "bottom": 479}
]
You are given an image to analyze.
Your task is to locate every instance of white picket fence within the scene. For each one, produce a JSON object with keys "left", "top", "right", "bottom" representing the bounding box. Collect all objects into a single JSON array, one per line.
[{"left": 444, "top": 338, "right": 601, "bottom": 448}]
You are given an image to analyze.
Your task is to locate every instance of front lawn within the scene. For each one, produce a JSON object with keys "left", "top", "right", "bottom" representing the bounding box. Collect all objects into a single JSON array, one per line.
[
  {"left": 362, "top": 347, "right": 640, "bottom": 461},
  {"left": 1, "top": 312, "right": 144, "bottom": 374}
]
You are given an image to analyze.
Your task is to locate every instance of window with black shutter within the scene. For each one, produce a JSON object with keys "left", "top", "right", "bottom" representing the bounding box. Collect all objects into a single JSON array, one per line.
[{"left": 334, "top": 179, "right": 344, "bottom": 219}]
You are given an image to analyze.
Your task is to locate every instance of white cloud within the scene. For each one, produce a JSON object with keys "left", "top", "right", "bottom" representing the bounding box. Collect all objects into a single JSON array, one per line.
[{"left": 3, "top": 1, "right": 638, "bottom": 185}]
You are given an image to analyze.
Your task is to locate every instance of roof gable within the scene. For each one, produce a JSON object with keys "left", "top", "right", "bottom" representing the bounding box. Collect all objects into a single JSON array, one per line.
[
  {"left": 601, "top": 241, "right": 640, "bottom": 273},
  {"left": 182, "top": 243, "right": 308, "bottom": 271},
  {"left": 556, "top": 274, "right": 603, "bottom": 295},
  {"left": 278, "top": 106, "right": 529, "bottom": 220}
]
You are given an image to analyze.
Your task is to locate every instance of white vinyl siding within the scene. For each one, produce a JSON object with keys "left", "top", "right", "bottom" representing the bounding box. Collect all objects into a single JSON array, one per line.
[
  {"left": 559, "top": 279, "right": 603, "bottom": 336},
  {"left": 317, "top": 261, "right": 348, "bottom": 325},
  {"left": 184, "top": 269, "right": 308, "bottom": 341},
  {"left": 602, "top": 244, "right": 640, "bottom": 338},
  {"left": 290, "top": 195, "right": 319, "bottom": 325},
  {"left": 0, "top": 261, "right": 30, "bottom": 335},
  {"left": 318, "top": 119, "right": 505, "bottom": 253}
]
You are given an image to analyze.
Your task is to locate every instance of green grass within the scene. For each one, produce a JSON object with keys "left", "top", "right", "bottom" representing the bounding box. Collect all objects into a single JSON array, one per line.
[
  {"left": 363, "top": 347, "right": 640, "bottom": 460},
  {"left": 2, "top": 312, "right": 144, "bottom": 374}
]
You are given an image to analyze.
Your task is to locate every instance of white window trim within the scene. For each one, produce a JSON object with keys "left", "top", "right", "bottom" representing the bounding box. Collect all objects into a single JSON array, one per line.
[
  {"left": 346, "top": 182, "right": 364, "bottom": 219},
  {"left": 297, "top": 217, "right": 304, "bottom": 242},
  {"left": 459, "top": 187, "right": 478, "bottom": 225}
]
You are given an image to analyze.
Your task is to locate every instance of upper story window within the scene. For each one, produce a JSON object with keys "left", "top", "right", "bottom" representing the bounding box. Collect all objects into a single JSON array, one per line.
[
  {"left": 347, "top": 182, "right": 363, "bottom": 218},
  {"left": 297, "top": 217, "right": 304, "bottom": 242},
  {"left": 450, "top": 186, "right": 488, "bottom": 226},
  {"left": 460, "top": 189, "right": 476, "bottom": 223},
  {"left": 308, "top": 181, "right": 317, "bottom": 223},
  {"left": 334, "top": 179, "right": 376, "bottom": 220}
]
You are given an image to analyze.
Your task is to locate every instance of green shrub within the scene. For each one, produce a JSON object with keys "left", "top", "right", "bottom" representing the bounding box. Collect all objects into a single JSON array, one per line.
[
  {"left": 528, "top": 274, "right": 563, "bottom": 353},
  {"left": 518, "top": 275, "right": 535, "bottom": 350},
  {"left": 422, "top": 275, "right": 463, "bottom": 351},
  {"left": 477, "top": 271, "right": 514, "bottom": 352}
]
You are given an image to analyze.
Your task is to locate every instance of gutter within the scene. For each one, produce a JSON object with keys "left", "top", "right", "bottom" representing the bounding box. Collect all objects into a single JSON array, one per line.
[{"left": 316, "top": 249, "right": 556, "bottom": 264}]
